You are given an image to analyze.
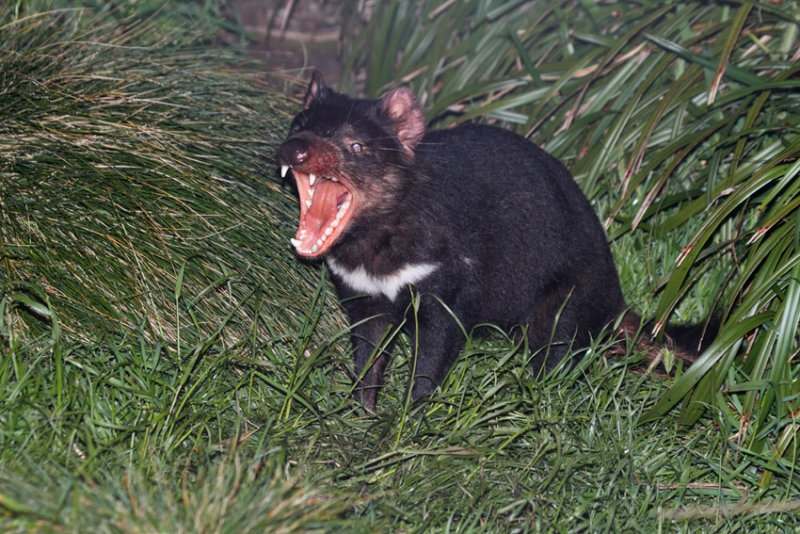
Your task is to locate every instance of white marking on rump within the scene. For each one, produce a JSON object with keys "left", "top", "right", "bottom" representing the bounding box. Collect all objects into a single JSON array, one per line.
[{"left": 327, "top": 257, "right": 439, "bottom": 301}]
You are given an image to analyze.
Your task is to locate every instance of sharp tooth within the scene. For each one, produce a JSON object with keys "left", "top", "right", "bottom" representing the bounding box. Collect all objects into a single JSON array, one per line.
[
  {"left": 281, "top": 165, "right": 289, "bottom": 178},
  {"left": 305, "top": 199, "right": 312, "bottom": 208},
  {"left": 290, "top": 238, "right": 301, "bottom": 249},
  {"left": 308, "top": 187, "right": 314, "bottom": 198},
  {"left": 309, "top": 173, "right": 316, "bottom": 186}
]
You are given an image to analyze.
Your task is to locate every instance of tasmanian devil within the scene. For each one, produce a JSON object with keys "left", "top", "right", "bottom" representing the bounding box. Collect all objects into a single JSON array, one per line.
[{"left": 278, "top": 71, "right": 710, "bottom": 412}]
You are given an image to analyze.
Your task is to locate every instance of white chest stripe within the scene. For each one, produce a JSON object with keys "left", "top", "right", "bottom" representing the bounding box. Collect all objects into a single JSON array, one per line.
[{"left": 327, "top": 258, "right": 439, "bottom": 302}]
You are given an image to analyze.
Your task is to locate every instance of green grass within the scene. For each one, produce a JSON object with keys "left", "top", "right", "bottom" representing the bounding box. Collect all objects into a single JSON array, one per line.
[{"left": 2, "top": 1, "right": 800, "bottom": 532}]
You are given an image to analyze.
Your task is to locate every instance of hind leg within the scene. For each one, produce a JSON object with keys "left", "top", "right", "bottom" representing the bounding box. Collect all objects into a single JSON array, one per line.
[
  {"left": 526, "top": 305, "right": 581, "bottom": 373},
  {"left": 525, "top": 283, "right": 623, "bottom": 372}
]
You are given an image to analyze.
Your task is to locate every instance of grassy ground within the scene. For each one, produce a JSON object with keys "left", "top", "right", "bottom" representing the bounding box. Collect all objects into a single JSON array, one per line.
[{"left": 2, "top": 1, "right": 800, "bottom": 532}]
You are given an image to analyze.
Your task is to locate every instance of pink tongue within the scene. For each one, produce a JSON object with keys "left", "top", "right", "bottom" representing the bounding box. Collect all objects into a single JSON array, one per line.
[{"left": 296, "top": 185, "right": 337, "bottom": 250}]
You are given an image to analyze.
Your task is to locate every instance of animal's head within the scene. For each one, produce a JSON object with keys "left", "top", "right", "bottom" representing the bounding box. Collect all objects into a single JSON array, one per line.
[{"left": 278, "top": 71, "right": 425, "bottom": 258}]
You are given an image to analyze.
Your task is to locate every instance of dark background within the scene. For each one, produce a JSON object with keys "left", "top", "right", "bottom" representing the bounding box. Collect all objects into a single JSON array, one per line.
[{"left": 235, "top": 0, "right": 342, "bottom": 83}]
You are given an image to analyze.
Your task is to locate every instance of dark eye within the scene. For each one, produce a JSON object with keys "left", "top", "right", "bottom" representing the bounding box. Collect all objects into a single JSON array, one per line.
[{"left": 350, "top": 142, "right": 363, "bottom": 153}]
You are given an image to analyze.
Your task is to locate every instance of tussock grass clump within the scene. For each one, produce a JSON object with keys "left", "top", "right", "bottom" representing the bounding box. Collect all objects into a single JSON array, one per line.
[
  {"left": 0, "top": 9, "right": 338, "bottom": 346},
  {"left": 0, "top": 448, "right": 354, "bottom": 533}
]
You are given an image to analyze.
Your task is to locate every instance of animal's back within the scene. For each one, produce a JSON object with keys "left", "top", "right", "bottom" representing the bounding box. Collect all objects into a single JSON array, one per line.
[{"left": 411, "top": 124, "right": 626, "bottom": 345}]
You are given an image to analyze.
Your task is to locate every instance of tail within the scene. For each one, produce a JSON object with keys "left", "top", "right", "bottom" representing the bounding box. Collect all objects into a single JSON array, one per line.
[{"left": 614, "top": 311, "right": 718, "bottom": 364}]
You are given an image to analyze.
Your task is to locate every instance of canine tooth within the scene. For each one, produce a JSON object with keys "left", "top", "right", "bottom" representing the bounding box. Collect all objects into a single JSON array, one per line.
[
  {"left": 309, "top": 173, "right": 316, "bottom": 186},
  {"left": 281, "top": 165, "right": 289, "bottom": 178},
  {"left": 290, "top": 238, "right": 301, "bottom": 249}
]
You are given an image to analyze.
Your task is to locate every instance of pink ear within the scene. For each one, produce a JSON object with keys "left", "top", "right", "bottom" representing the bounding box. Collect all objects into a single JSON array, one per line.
[
  {"left": 303, "top": 71, "right": 327, "bottom": 110},
  {"left": 382, "top": 87, "right": 426, "bottom": 154}
]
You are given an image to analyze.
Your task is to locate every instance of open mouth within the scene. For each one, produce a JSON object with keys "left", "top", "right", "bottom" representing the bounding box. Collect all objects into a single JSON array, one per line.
[{"left": 282, "top": 165, "right": 355, "bottom": 258}]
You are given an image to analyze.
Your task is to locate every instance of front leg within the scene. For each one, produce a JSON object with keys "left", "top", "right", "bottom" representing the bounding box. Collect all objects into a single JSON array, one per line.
[
  {"left": 407, "top": 296, "right": 465, "bottom": 402},
  {"left": 341, "top": 294, "right": 400, "bottom": 412}
]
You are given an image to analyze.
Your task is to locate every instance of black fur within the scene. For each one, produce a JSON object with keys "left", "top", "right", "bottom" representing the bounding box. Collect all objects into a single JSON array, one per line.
[{"left": 278, "top": 72, "right": 707, "bottom": 412}]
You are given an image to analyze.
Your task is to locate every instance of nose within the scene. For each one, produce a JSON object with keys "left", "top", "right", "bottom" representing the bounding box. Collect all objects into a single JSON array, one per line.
[{"left": 279, "top": 138, "right": 310, "bottom": 166}]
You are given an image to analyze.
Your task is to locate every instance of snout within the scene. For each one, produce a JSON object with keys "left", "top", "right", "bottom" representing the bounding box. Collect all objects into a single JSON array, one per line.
[{"left": 278, "top": 137, "right": 310, "bottom": 167}]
